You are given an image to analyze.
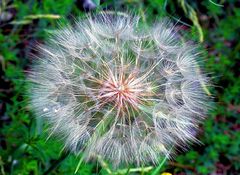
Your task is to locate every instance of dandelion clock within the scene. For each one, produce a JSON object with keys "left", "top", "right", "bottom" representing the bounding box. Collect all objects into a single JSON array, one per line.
[{"left": 28, "top": 11, "right": 211, "bottom": 168}]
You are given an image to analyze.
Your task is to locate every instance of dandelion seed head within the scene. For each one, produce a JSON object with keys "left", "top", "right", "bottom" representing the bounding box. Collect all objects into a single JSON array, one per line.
[{"left": 28, "top": 11, "right": 211, "bottom": 167}]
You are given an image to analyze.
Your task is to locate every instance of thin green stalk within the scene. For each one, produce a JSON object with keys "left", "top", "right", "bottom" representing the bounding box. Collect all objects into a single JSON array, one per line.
[{"left": 151, "top": 147, "right": 173, "bottom": 175}]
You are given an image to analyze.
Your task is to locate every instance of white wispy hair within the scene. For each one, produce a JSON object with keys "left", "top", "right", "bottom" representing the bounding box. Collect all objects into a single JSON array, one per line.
[{"left": 28, "top": 11, "right": 211, "bottom": 167}]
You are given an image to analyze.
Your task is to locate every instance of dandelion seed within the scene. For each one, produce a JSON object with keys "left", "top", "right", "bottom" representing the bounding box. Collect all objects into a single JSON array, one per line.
[
  {"left": 28, "top": 12, "right": 211, "bottom": 167},
  {"left": 43, "top": 108, "right": 49, "bottom": 112}
]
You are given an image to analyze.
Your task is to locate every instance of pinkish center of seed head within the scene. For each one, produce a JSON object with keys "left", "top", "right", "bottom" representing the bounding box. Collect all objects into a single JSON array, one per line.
[
  {"left": 98, "top": 71, "right": 143, "bottom": 111},
  {"left": 117, "top": 84, "right": 125, "bottom": 91}
]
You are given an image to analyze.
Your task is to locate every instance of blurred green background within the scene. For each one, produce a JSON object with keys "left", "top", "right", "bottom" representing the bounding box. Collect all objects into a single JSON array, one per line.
[{"left": 0, "top": 0, "right": 239, "bottom": 174}]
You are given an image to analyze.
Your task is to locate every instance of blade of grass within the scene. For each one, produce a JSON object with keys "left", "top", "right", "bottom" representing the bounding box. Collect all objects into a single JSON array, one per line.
[
  {"left": 43, "top": 152, "right": 69, "bottom": 175},
  {"left": 74, "top": 108, "right": 115, "bottom": 174},
  {"left": 178, "top": 0, "right": 204, "bottom": 42},
  {"left": 24, "top": 14, "right": 60, "bottom": 20},
  {"left": 151, "top": 147, "right": 173, "bottom": 175}
]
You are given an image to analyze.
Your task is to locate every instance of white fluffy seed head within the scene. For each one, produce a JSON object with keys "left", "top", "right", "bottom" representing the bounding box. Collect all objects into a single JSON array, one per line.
[{"left": 28, "top": 11, "right": 211, "bottom": 167}]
